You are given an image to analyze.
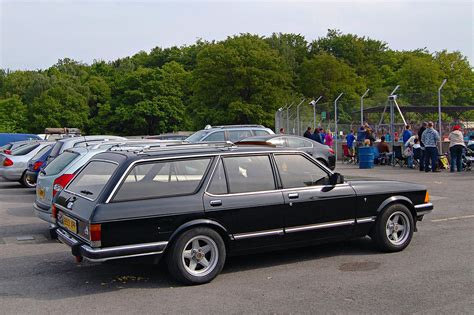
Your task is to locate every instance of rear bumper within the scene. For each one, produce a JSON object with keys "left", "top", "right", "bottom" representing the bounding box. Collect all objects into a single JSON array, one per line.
[
  {"left": 414, "top": 202, "right": 434, "bottom": 217},
  {"left": 0, "top": 167, "right": 23, "bottom": 181},
  {"left": 56, "top": 228, "right": 168, "bottom": 262},
  {"left": 34, "top": 202, "right": 54, "bottom": 224}
]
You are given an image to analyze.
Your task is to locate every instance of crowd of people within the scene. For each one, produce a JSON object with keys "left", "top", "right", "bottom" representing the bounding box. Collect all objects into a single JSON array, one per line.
[{"left": 283, "top": 122, "right": 470, "bottom": 172}]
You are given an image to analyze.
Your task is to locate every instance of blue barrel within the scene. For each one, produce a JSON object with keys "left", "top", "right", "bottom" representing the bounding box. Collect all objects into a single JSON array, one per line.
[{"left": 359, "top": 146, "right": 374, "bottom": 169}]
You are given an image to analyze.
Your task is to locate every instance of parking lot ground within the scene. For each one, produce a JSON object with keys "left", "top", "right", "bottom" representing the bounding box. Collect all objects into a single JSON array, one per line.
[{"left": 0, "top": 165, "right": 473, "bottom": 314}]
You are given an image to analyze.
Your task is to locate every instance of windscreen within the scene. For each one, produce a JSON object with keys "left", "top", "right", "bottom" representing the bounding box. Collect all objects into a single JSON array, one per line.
[
  {"left": 11, "top": 143, "right": 40, "bottom": 156},
  {"left": 186, "top": 130, "right": 209, "bottom": 142},
  {"left": 43, "top": 151, "right": 80, "bottom": 176},
  {"left": 67, "top": 160, "right": 118, "bottom": 200}
]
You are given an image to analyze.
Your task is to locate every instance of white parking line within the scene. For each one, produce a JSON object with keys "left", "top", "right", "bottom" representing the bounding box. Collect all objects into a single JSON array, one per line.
[{"left": 431, "top": 215, "right": 474, "bottom": 222}]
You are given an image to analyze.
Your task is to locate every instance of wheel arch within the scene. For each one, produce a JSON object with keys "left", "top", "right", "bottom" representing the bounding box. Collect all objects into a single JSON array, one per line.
[
  {"left": 167, "top": 219, "right": 232, "bottom": 251},
  {"left": 376, "top": 196, "right": 417, "bottom": 226}
]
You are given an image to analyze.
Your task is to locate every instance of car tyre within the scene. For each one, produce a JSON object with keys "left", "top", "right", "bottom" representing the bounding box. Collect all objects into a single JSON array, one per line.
[
  {"left": 167, "top": 227, "right": 226, "bottom": 285},
  {"left": 373, "top": 203, "right": 414, "bottom": 252},
  {"left": 20, "top": 171, "right": 36, "bottom": 188}
]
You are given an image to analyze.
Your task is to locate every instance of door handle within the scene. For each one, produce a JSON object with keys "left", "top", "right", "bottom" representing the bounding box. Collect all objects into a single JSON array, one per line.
[
  {"left": 288, "top": 193, "right": 299, "bottom": 199},
  {"left": 210, "top": 200, "right": 222, "bottom": 207}
]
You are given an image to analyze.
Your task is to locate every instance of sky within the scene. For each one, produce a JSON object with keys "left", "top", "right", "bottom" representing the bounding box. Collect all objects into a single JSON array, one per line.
[{"left": 0, "top": 0, "right": 472, "bottom": 70}]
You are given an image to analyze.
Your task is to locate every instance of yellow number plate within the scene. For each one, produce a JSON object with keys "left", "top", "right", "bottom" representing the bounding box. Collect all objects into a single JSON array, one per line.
[
  {"left": 37, "top": 187, "right": 45, "bottom": 199},
  {"left": 62, "top": 214, "right": 77, "bottom": 234}
]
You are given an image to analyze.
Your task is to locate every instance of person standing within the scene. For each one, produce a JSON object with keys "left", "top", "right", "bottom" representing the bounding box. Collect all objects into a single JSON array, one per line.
[
  {"left": 417, "top": 122, "right": 427, "bottom": 171},
  {"left": 325, "top": 130, "right": 334, "bottom": 147},
  {"left": 402, "top": 125, "right": 413, "bottom": 144},
  {"left": 421, "top": 121, "right": 441, "bottom": 172},
  {"left": 346, "top": 130, "right": 355, "bottom": 155},
  {"left": 320, "top": 128, "right": 326, "bottom": 144},
  {"left": 303, "top": 127, "right": 312, "bottom": 139},
  {"left": 312, "top": 128, "right": 322, "bottom": 144},
  {"left": 448, "top": 125, "right": 466, "bottom": 172}
]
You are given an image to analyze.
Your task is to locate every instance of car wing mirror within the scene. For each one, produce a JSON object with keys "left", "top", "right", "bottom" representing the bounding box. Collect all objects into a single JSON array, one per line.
[{"left": 329, "top": 172, "right": 344, "bottom": 185}]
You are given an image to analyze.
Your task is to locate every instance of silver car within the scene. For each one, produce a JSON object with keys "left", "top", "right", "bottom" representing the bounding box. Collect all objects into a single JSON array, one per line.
[
  {"left": 0, "top": 142, "right": 54, "bottom": 186},
  {"left": 34, "top": 140, "right": 177, "bottom": 224}
]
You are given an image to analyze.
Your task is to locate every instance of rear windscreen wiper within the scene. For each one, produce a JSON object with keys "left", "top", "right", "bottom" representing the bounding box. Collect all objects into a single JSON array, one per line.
[{"left": 80, "top": 190, "right": 93, "bottom": 195}]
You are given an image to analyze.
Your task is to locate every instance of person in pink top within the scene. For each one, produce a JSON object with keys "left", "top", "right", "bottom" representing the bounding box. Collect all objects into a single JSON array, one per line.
[{"left": 325, "top": 130, "right": 334, "bottom": 147}]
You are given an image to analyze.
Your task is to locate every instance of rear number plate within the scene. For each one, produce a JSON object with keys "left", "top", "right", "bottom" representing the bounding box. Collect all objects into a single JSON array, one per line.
[{"left": 62, "top": 214, "right": 77, "bottom": 234}]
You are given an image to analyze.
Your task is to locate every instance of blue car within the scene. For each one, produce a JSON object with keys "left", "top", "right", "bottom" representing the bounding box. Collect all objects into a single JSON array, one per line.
[
  {"left": 0, "top": 133, "right": 42, "bottom": 146},
  {"left": 24, "top": 144, "right": 53, "bottom": 188}
]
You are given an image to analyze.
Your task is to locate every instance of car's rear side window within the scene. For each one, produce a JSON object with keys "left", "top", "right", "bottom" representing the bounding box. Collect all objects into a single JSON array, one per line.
[
  {"left": 223, "top": 155, "right": 275, "bottom": 193},
  {"left": 67, "top": 161, "right": 118, "bottom": 200},
  {"left": 31, "top": 145, "right": 52, "bottom": 160},
  {"left": 274, "top": 154, "right": 328, "bottom": 188},
  {"left": 43, "top": 151, "right": 80, "bottom": 176},
  {"left": 11, "top": 143, "right": 40, "bottom": 155},
  {"left": 204, "top": 132, "right": 225, "bottom": 142},
  {"left": 228, "top": 130, "right": 253, "bottom": 143},
  {"left": 113, "top": 158, "right": 211, "bottom": 202},
  {"left": 253, "top": 130, "right": 271, "bottom": 136},
  {"left": 49, "top": 142, "right": 64, "bottom": 158}
]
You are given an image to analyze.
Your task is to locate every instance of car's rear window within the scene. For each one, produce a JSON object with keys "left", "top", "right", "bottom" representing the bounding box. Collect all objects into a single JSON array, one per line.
[
  {"left": 31, "top": 145, "right": 52, "bottom": 161},
  {"left": 113, "top": 158, "right": 211, "bottom": 202},
  {"left": 11, "top": 143, "right": 40, "bottom": 155},
  {"left": 67, "top": 161, "right": 118, "bottom": 200},
  {"left": 43, "top": 151, "right": 80, "bottom": 176}
]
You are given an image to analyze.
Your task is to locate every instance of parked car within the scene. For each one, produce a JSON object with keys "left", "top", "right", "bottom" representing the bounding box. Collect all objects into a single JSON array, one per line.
[
  {"left": 24, "top": 145, "right": 54, "bottom": 188},
  {"left": 46, "top": 135, "right": 127, "bottom": 165},
  {"left": 145, "top": 132, "right": 193, "bottom": 141},
  {"left": 0, "top": 133, "right": 42, "bottom": 147},
  {"left": 186, "top": 125, "right": 274, "bottom": 143},
  {"left": 35, "top": 140, "right": 178, "bottom": 225},
  {"left": 0, "top": 142, "right": 53, "bottom": 187},
  {"left": 54, "top": 143, "right": 433, "bottom": 285},
  {"left": 0, "top": 139, "right": 43, "bottom": 154},
  {"left": 237, "top": 134, "right": 336, "bottom": 170}
]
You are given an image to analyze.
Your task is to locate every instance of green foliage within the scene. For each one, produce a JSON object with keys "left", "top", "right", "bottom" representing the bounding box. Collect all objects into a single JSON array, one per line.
[
  {"left": 0, "top": 96, "right": 27, "bottom": 132},
  {"left": 0, "top": 31, "right": 472, "bottom": 135}
]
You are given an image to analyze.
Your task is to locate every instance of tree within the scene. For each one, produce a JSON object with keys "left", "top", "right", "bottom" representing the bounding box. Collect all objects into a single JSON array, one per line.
[
  {"left": 0, "top": 96, "right": 27, "bottom": 132},
  {"left": 191, "top": 34, "right": 293, "bottom": 128}
]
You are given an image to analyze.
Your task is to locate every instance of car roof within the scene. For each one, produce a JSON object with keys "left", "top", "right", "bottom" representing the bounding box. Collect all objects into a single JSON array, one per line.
[
  {"left": 91, "top": 143, "right": 305, "bottom": 164},
  {"left": 57, "top": 135, "right": 126, "bottom": 144}
]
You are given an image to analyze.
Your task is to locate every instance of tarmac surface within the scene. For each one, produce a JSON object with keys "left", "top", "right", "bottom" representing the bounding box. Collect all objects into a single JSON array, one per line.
[{"left": 0, "top": 164, "right": 473, "bottom": 314}]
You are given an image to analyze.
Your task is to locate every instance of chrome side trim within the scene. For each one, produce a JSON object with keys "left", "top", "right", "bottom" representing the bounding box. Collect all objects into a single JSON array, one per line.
[
  {"left": 84, "top": 251, "right": 165, "bottom": 263},
  {"left": 233, "top": 229, "right": 284, "bottom": 240},
  {"left": 356, "top": 216, "right": 377, "bottom": 224},
  {"left": 285, "top": 219, "right": 355, "bottom": 233},
  {"left": 416, "top": 210, "right": 432, "bottom": 216},
  {"left": 414, "top": 203, "right": 433, "bottom": 209}
]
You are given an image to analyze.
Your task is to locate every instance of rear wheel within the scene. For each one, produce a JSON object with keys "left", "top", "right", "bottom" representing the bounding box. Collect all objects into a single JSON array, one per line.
[
  {"left": 166, "top": 227, "right": 226, "bottom": 285},
  {"left": 372, "top": 204, "right": 414, "bottom": 252},
  {"left": 20, "top": 171, "right": 36, "bottom": 188}
]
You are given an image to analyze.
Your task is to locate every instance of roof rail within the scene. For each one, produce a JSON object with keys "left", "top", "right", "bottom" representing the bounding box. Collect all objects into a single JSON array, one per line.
[
  {"left": 132, "top": 141, "right": 237, "bottom": 154},
  {"left": 107, "top": 140, "right": 186, "bottom": 152},
  {"left": 210, "top": 124, "right": 266, "bottom": 129}
]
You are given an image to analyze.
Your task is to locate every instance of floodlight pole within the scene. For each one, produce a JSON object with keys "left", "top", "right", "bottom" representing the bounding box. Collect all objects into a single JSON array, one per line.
[
  {"left": 296, "top": 98, "right": 306, "bottom": 136},
  {"left": 361, "top": 89, "right": 370, "bottom": 126},
  {"left": 438, "top": 79, "right": 447, "bottom": 154},
  {"left": 389, "top": 86, "right": 400, "bottom": 150},
  {"left": 310, "top": 96, "right": 323, "bottom": 131},
  {"left": 286, "top": 102, "right": 295, "bottom": 134},
  {"left": 334, "top": 93, "right": 343, "bottom": 161}
]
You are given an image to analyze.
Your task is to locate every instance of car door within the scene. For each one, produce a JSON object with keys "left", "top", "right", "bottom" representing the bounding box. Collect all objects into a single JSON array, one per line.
[
  {"left": 203, "top": 154, "right": 285, "bottom": 251},
  {"left": 273, "top": 153, "right": 357, "bottom": 244}
]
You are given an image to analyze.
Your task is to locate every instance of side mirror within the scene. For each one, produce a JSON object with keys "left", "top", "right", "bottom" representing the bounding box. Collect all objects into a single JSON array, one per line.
[{"left": 329, "top": 172, "right": 344, "bottom": 185}]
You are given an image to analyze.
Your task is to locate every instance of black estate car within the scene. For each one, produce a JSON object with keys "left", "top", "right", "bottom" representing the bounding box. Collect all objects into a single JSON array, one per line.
[{"left": 54, "top": 143, "right": 433, "bottom": 285}]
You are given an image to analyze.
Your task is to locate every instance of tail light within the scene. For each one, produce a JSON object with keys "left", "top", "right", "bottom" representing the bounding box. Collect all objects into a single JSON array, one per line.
[
  {"left": 51, "top": 204, "right": 57, "bottom": 219},
  {"left": 328, "top": 148, "right": 335, "bottom": 155},
  {"left": 33, "top": 161, "right": 43, "bottom": 171},
  {"left": 4, "top": 150, "right": 11, "bottom": 155},
  {"left": 3, "top": 158, "right": 13, "bottom": 167},
  {"left": 52, "top": 174, "right": 74, "bottom": 197},
  {"left": 89, "top": 224, "right": 101, "bottom": 247}
]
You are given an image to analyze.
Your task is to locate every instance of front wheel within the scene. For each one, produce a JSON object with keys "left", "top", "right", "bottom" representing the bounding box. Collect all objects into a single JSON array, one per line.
[
  {"left": 166, "top": 227, "right": 226, "bottom": 285},
  {"left": 372, "top": 204, "right": 414, "bottom": 252}
]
